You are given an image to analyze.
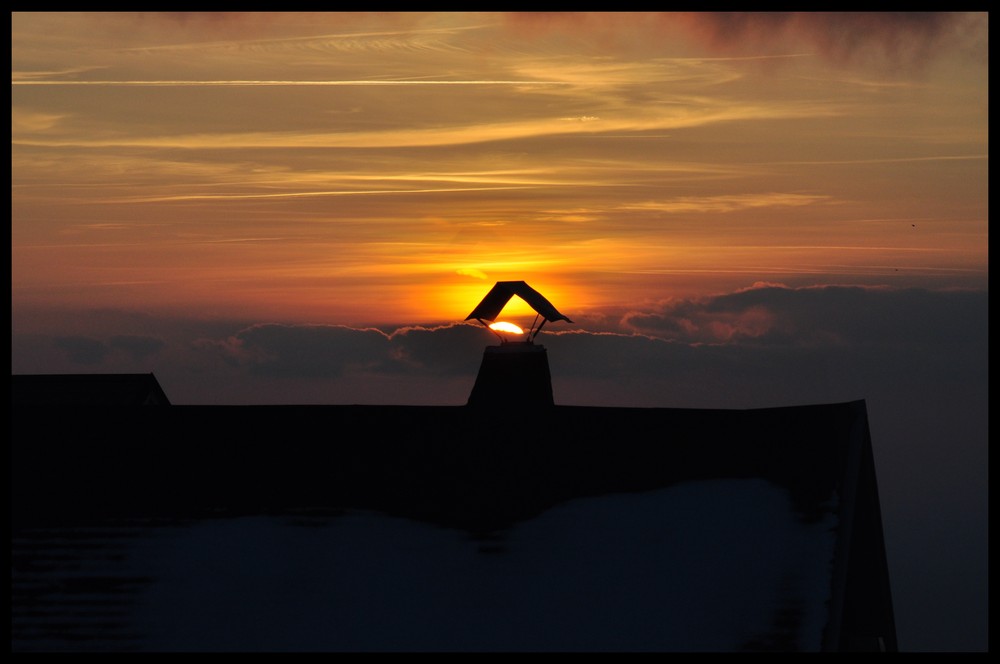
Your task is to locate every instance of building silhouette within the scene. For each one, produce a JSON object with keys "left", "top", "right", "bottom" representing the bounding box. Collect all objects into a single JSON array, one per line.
[
  {"left": 12, "top": 372, "right": 171, "bottom": 406},
  {"left": 10, "top": 290, "right": 896, "bottom": 651}
]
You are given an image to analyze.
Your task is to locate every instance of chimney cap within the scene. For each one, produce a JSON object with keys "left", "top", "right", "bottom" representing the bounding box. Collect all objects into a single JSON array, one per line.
[{"left": 464, "top": 281, "right": 572, "bottom": 324}]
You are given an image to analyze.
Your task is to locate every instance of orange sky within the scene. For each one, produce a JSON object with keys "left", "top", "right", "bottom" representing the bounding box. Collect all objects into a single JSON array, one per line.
[{"left": 11, "top": 12, "right": 988, "bottom": 327}]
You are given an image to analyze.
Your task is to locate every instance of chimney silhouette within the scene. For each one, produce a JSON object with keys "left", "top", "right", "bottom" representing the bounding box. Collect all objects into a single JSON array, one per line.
[{"left": 464, "top": 281, "right": 572, "bottom": 407}]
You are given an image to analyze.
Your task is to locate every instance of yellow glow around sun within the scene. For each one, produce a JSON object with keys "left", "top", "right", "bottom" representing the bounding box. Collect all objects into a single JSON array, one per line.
[{"left": 488, "top": 321, "right": 524, "bottom": 334}]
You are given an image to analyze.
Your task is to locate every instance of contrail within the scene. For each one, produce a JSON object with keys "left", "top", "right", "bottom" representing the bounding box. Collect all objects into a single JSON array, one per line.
[{"left": 11, "top": 79, "right": 572, "bottom": 87}]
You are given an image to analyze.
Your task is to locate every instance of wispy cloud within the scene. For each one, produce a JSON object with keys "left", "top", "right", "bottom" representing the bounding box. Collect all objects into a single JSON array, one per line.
[
  {"left": 11, "top": 78, "right": 574, "bottom": 87},
  {"left": 756, "top": 154, "right": 988, "bottom": 166},
  {"left": 11, "top": 101, "right": 840, "bottom": 150},
  {"left": 11, "top": 66, "right": 108, "bottom": 82},
  {"left": 100, "top": 185, "right": 544, "bottom": 204},
  {"left": 456, "top": 268, "right": 489, "bottom": 280},
  {"left": 619, "top": 193, "right": 831, "bottom": 214},
  {"left": 10, "top": 108, "right": 69, "bottom": 132}
]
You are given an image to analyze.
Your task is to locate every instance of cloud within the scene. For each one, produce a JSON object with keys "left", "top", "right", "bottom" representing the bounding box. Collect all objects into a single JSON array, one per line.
[
  {"left": 718, "top": 12, "right": 986, "bottom": 68},
  {"left": 132, "top": 11, "right": 436, "bottom": 41},
  {"left": 194, "top": 323, "right": 393, "bottom": 377},
  {"left": 15, "top": 107, "right": 830, "bottom": 150},
  {"left": 20, "top": 284, "right": 985, "bottom": 404},
  {"left": 10, "top": 108, "right": 68, "bottom": 133},
  {"left": 457, "top": 268, "right": 489, "bottom": 280},
  {"left": 387, "top": 323, "right": 492, "bottom": 375},
  {"left": 53, "top": 335, "right": 108, "bottom": 365},
  {"left": 36, "top": 332, "right": 166, "bottom": 369},
  {"left": 618, "top": 193, "right": 831, "bottom": 215},
  {"left": 503, "top": 12, "right": 988, "bottom": 70},
  {"left": 621, "top": 283, "right": 989, "bottom": 350},
  {"left": 191, "top": 321, "right": 493, "bottom": 380},
  {"left": 108, "top": 334, "right": 167, "bottom": 361}
]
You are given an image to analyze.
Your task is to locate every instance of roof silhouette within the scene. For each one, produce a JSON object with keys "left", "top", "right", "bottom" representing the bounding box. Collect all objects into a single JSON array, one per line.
[
  {"left": 11, "top": 373, "right": 171, "bottom": 406},
  {"left": 465, "top": 281, "right": 572, "bottom": 324},
  {"left": 10, "top": 399, "right": 896, "bottom": 651}
]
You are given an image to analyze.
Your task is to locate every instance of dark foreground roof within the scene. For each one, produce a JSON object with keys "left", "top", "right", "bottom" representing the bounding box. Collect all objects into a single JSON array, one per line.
[
  {"left": 10, "top": 400, "right": 895, "bottom": 652},
  {"left": 11, "top": 373, "right": 171, "bottom": 406}
]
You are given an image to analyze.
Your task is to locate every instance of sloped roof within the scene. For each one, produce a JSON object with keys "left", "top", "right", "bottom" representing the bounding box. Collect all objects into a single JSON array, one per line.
[
  {"left": 465, "top": 281, "right": 572, "bottom": 323},
  {"left": 11, "top": 400, "right": 894, "bottom": 651},
  {"left": 11, "top": 373, "right": 171, "bottom": 406}
]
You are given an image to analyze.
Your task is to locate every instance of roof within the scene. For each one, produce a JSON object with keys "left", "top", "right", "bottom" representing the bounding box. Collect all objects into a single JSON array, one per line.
[
  {"left": 465, "top": 280, "right": 573, "bottom": 323},
  {"left": 11, "top": 400, "right": 894, "bottom": 652},
  {"left": 10, "top": 373, "right": 171, "bottom": 406}
]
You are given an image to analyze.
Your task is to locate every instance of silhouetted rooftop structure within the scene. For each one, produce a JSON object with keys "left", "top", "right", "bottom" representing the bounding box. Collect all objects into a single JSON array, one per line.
[
  {"left": 11, "top": 373, "right": 171, "bottom": 406},
  {"left": 11, "top": 387, "right": 895, "bottom": 651},
  {"left": 464, "top": 281, "right": 569, "bottom": 407}
]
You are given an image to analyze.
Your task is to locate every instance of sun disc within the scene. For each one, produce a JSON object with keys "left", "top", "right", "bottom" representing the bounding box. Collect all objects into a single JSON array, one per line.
[{"left": 488, "top": 321, "right": 524, "bottom": 334}]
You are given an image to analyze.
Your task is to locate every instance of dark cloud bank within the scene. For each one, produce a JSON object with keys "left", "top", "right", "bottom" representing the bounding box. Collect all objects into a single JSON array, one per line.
[
  {"left": 504, "top": 11, "right": 987, "bottom": 70},
  {"left": 10, "top": 283, "right": 988, "bottom": 652}
]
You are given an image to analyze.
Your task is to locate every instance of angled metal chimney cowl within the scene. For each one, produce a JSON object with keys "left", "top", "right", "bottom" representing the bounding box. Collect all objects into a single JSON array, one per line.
[{"left": 464, "top": 281, "right": 571, "bottom": 407}]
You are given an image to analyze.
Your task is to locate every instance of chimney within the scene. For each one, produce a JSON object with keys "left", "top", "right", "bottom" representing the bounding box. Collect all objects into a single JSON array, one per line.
[
  {"left": 467, "top": 342, "right": 554, "bottom": 407},
  {"left": 463, "top": 281, "right": 571, "bottom": 408}
]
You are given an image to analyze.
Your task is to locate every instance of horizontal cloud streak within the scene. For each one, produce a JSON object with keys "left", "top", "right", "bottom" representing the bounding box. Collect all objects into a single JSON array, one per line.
[
  {"left": 11, "top": 100, "right": 840, "bottom": 150},
  {"left": 619, "top": 193, "right": 831, "bottom": 214},
  {"left": 11, "top": 79, "right": 573, "bottom": 86}
]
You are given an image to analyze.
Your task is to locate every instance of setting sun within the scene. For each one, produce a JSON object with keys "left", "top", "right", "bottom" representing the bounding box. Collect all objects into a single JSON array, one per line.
[{"left": 488, "top": 321, "right": 524, "bottom": 335}]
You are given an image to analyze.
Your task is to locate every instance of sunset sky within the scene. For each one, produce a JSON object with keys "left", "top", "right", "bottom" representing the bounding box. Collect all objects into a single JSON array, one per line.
[
  {"left": 12, "top": 12, "right": 987, "bottom": 325},
  {"left": 11, "top": 12, "right": 988, "bottom": 652}
]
